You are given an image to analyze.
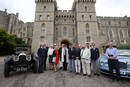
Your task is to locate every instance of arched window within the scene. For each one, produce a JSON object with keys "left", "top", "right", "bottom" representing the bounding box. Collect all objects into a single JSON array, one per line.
[
  {"left": 56, "top": 28, "right": 58, "bottom": 37},
  {"left": 41, "top": 23, "right": 46, "bottom": 32},
  {"left": 86, "top": 23, "right": 89, "bottom": 33},
  {"left": 86, "top": 36, "right": 91, "bottom": 42},
  {"left": 109, "top": 30, "right": 113, "bottom": 40},
  {"left": 120, "top": 29, "right": 123, "bottom": 39},
  {"left": 63, "top": 27, "right": 67, "bottom": 36},
  {"left": 128, "top": 29, "right": 130, "bottom": 38}
]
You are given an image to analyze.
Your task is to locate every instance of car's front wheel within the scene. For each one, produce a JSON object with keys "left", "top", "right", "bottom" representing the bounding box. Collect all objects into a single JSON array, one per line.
[
  {"left": 4, "top": 63, "right": 10, "bottom": 77},
  {"left": 32, "top": 61, "right": 38, "bottom": 73}
]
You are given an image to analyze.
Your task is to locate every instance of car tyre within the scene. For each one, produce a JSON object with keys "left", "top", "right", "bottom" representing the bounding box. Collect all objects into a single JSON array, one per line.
[
  {"left": 33, "top": 61, "right": 38, "bottom": 73},
  {"left": 4, "top": 63, "right": 9, "bottom": 77}
]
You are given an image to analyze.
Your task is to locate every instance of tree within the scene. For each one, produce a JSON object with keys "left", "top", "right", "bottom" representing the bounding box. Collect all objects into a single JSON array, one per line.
[{"left": 0, "top": 28, "right": 16, "bottom": 55}]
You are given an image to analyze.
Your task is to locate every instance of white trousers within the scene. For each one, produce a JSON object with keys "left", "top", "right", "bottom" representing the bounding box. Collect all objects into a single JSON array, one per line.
[
  {"left": 75, "top": 59, "right": 81, "bottom": 73},
  {"left": 81, "top": 59, "right": 91, "bottom": 75}
]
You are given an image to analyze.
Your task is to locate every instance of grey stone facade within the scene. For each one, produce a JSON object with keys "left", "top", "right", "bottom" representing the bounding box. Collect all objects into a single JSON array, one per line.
[
  {"left": 0, "top": 9, "right": 33, "bottom": 45},
  {"left": 0, "top": 0, "right": 130, "bottom": 54}
]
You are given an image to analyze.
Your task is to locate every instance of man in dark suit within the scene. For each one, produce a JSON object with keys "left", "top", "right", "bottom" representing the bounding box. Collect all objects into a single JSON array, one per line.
[
  {"left": 91, "top": 42, "right": 100, "bottom": 75},
  {"left": 75, "top": 44, "right": 81, "bottom": 74},
  {"left": 37, "top": 44, "right": 46, "bottom": 73},
  {"left": 43, "top": 44, "right": 49, "bottom": 70},
  {"left": 59, "top": 45, "right": 63, "bottom": 69},
  {"left": 69, "top": 43, "right": 76, "bottom": 72}
]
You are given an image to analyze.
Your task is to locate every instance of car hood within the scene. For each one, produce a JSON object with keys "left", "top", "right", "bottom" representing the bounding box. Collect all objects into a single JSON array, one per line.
[{"left": 100, "top": 56, "right": 130, "bottom": 63}]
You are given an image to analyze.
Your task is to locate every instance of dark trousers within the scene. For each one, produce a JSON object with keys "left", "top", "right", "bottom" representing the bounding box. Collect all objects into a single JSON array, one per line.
[
  {"left": 44, "top": 56, "right": 47, "bottom": 70},
  {"left": 108, "top": 59, "right": 121, "bottom": 80},
  {"left": 38, "top": 57, "right": 44, "bottom": 73},
  {"left": 63, "top": 62, "right": 68, "bottom": 70},
  {"left": 63, "top": 55, "right": 68, "bottom": 70}
]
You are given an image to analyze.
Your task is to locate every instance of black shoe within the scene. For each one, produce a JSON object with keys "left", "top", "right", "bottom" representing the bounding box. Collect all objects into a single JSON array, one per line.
[
  {"left": 97, "top": 74, "right": 100, "bottom": 76},
  {"left": 83, "top": 74, "right": 87, "bottom": 76},
  {"left": 88, "top": 75, "right": 91, "bottom": 77},
  {"left": 94, "top": 73, "right": 97, "bottom": 75},
  {"left": 76, "top": 72, "right": 79, "bottom": 75}
]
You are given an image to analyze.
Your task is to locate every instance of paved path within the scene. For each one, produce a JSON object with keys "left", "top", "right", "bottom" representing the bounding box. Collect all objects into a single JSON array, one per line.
[{"left": 0, "top": 58, "right": 130, "bottom": 87}]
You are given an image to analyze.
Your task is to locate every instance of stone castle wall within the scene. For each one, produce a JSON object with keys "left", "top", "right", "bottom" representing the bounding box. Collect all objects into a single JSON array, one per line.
[{"left": 0, "top": 0, "right": 130, "bottom": 54}]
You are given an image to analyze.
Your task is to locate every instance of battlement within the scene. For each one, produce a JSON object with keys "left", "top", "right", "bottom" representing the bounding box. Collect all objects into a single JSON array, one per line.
[
  {"left": 0, "top": 9, "right": 8, "bottom": 16},
  {"left": 55, "top": 10, "right": 75, "bottom": 18},
  {"left": 35, "top": 0, "right": 56, "bottom": 3},
  {"left": 97, "top": 16, "right": 130, "bottom": 20},
  {"left": 74, "top": 0, "right": 96, "bottom": 3}
]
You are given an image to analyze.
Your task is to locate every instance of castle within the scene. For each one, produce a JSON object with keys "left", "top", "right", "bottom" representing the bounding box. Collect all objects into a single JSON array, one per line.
[{"left": 0, "top": 0, "right": 130, "bottom": 54}]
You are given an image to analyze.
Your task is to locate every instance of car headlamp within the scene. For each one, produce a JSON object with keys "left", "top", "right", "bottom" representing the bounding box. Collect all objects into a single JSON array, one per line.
[
  {"left": 26, "top": 55, "right": 31, "bottom": 61},
  {"left": 127, "top": 64, "right": 130, "bottom": 68},
  {"left": 100, "top": 62, "right": 104, "bottom": 66},
  {"left": 13, "top": 55, "right": 19, "bottom": 61}
]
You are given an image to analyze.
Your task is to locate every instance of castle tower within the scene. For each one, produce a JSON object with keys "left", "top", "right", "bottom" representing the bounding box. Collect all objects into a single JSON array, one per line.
[
  {"left": 74, "top": 0, "right": 98, "bottom": 45},
  {"left": 32, "top": 0, "right": 56, "bottom": 53}
]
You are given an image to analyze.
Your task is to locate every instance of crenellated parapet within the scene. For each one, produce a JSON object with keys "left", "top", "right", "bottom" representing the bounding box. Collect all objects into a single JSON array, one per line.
[
  {"left": 35, "top": 0, "right": 56, "bottom": 3},
  {"left": 74, "top": 0, "right": 96, "bottom": 3},
  {"left": 55, "top": 10, "right": 75, "bottom": 18}
]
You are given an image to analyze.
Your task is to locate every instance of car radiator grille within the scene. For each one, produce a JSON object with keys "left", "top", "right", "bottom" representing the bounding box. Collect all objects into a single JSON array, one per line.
[
  {"left": 18, "top": 55, "right": 28, "bottom": 66},
  {"left": 119, "top": 62, "right": 127, "bottom": 69}
]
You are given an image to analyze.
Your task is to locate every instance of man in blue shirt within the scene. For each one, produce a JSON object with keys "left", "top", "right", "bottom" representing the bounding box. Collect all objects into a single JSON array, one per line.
[{"left": 105, "top": 42, "right": 120, "bottom": 81}]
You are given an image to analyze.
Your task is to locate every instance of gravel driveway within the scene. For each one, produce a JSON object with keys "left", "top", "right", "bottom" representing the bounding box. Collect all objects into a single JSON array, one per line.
[{"left": 0, "top": 58, "right": 130, "bottom": 87}]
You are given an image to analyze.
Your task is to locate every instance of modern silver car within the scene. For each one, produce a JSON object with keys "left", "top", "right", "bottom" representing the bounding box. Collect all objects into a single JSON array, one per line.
[{"left": 99, "top": 50, "right": 130, "bottom": 78}]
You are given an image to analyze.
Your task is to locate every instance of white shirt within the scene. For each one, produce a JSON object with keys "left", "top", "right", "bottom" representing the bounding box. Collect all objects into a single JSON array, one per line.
[
  {"left": 48, "top": 48, "right": 54, "bottom": 56},
  {"left": 81, "top": 48, "right": 91, "bottom": 60}
]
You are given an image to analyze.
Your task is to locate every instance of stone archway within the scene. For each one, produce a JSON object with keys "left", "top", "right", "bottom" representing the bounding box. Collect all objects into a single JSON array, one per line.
[{"left": 60, "top": 39, "right": 70, "bottom": 47}]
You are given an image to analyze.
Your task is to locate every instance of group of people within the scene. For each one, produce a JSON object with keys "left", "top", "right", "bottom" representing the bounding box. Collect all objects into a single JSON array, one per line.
[
  {"left": 37, "top": 42, "right": 100, "bottom": 77},
  {"left": 37, "top": 41, "right": 121, "bottom": 82}
]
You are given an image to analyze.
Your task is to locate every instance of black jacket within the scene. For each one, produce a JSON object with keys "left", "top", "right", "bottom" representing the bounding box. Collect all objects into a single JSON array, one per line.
[
  {"left": 75, "top": 48, "right": 81, "bottom": 60},
  {"left": 59, "top": 47, "right": 62, "bottom": 61},
  {"left": 37, "top": 48, "right": 46, "bottom": 58},
  {"left": 91, "top": 48, "right": 100, "bottom": 61},
  {"left": 69, "top": 47, "right": 76, "bottom": 60}
]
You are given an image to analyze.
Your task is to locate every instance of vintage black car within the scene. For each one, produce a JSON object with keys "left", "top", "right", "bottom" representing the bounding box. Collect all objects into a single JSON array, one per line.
[{"left": 4, "top": 47, "right": 38, "bottom": 77}]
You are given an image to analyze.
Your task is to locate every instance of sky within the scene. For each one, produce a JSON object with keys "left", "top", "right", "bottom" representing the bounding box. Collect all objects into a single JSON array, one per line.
[{"left": 0, "top": 0, "right": 130, "bottom": 22}]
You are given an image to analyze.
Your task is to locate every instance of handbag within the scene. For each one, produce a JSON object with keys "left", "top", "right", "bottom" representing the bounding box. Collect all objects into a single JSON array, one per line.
[{"left": 53, "top": 57, "right": 56, "bottom": 62}]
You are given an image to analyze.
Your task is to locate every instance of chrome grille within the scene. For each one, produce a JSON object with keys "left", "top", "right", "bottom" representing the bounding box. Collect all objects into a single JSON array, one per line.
[
  {"left": 19, "top": 55, "right": 26, "bottom": 60},
  {"left": 119, "top": 62, "right": 127, "bottom": 69}
]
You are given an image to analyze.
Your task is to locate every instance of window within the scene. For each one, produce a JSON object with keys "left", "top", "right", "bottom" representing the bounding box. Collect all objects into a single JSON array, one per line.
[
  {"left": 63, "top": 27, "right": 67, "bottom": 37},
  {"left": 85, "top": 6, "right": 87, "bottom": 11},
  {"left": 72, "top": 28, "right": 75, "bottom": 36},
  {"left": 127, "top": 22, "right": 129, "bottom": 26},
  {"left": 86, "top": 23, "right": 89, "bottom": 33},
  {"left": 39, "top": 15, "right": 42, "bottom": 20},
  {"left": 47, "top": 15, "right": 50, "bottom": 19},
  {"left": 82, "top": 15, "right": 84, "bottom": 19},
  {"left": 41, "top": 23, "right": 46, "bottom": 32},
  {"left": 128, "top": 29, "right": 130, "bottom": 38},
  {"left": 44, "top": 6, "right": 46, "bottom": 9},
  {"left": 89, "top": 15, "right": 92, "bottom": 20},
  {"left": 56, "top": 28, "right": 58, "bottom": 37},
  {"left": 108, "top": 21, "right": 111, "bottom": 25},
  {"left": 120, "top": 30, "right": 123, "bottom": 39},
  {"left": 23, "top": 33, "right": 25, "bottom": 37},
  {"left": 86, "top": 36, "right": 91, "bottom": 42},
  {"left": 23, "top": 28, "right": 26, "bottom": 32},
  {"left": 109, "top": 30, "right": 113, "bottom": 40}
]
